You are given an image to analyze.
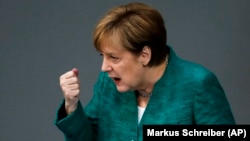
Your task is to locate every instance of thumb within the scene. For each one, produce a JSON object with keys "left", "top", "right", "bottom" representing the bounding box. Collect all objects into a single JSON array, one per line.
[{"left": 72, "top": 68, "right": 79, "bottom": 76}]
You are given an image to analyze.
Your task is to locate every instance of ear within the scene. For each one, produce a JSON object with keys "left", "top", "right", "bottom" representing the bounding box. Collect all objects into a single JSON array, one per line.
[{"left": 139, "top": 46, "right": 151, "bottom": 66}]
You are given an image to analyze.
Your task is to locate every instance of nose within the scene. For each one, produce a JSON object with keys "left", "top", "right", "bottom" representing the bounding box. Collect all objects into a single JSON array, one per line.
[{"left": 101, "top": 58, "right": 112, "bottom": 72}]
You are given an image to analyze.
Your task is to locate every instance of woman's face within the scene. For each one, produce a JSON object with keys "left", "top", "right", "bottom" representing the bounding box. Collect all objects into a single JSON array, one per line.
[{"left": 99, "top": 36, "right": 146, "bottom": 92}]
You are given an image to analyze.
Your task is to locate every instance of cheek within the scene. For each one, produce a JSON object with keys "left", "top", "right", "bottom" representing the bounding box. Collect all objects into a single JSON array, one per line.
[
  {"left": 117, "top": 58, "right": 143, "bottom": 82},
  {"left": 121, "top": 65, "right": 143, "bottom": 83}
]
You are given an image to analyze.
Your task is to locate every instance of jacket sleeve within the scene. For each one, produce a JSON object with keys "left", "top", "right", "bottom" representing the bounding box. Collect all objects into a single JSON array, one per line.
[
  {"left": 54, "top": 100, "right": 95, "bottom": 141},
  {"left": 54, "top": 72, "right": 106, "bottom": 141},
  {"left": 193, "top": 71, "right": 236, "bottom": 124}
]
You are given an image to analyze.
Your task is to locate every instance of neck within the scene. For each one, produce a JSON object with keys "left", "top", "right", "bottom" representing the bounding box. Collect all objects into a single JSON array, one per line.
[
  {"left": 138, "top": 59, "right": 168, "bottom": 95},
  {"left": 137, "top": 59, "right": 168, "bottom": 108}
]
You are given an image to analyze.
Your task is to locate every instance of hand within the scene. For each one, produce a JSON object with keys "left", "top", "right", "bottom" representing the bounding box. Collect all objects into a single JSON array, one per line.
[{"left": 59, "top": 68, "right": 80, "bottom": 114}]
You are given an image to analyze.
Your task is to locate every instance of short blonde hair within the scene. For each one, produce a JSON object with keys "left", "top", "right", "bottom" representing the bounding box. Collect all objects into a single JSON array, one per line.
[{"left": 93, "top": 2, "right": 169, "bottom": 66}]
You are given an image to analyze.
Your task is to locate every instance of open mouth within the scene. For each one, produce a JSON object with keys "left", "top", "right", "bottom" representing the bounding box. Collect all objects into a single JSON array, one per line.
[{"left": 112, "top": 77, "right": 121, "bottom": 84}]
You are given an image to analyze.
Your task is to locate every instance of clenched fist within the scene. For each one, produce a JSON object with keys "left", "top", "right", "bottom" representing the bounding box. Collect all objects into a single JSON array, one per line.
[{"left": 59, "top": 68, "right": 80, "bottom": 114}]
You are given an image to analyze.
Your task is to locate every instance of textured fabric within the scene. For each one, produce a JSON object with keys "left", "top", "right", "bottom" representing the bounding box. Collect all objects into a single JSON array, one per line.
[{"left": 55, "top": 46, "right": 235, "bottom": 141}]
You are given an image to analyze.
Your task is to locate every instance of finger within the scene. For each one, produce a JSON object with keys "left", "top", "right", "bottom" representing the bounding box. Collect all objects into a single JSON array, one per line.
[
  {"left": 66, "top": 77, "right": 79, "bottom": 85},
  {"left": 60, "top": 77, "right": 79, "bottom": 89},
  {"left": 60, "top": 71, "right": 75, "bottom": 80},
  {"left": 64, "top": 89, "right": 80, "bottom": 98},
  {"left": 67, "top": 83, "right": 80, "bottom": 90}
]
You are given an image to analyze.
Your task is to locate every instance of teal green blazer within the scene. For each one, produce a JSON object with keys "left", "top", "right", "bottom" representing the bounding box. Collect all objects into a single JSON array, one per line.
[{"left": 55, "top": 47, "right": 235, "bottom": 141}]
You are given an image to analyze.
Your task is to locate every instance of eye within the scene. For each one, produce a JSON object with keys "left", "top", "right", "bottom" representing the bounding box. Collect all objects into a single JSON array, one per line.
[
  {"left": 110, "top": 55, "right": 121, "bottom": 63},
  {"left": 110, "top": 55, "right": 119, "bottom": 60}
]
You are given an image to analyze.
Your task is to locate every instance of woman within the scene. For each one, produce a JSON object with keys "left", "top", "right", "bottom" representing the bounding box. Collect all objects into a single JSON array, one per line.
[{"left": 55, "top": 2, "right": 235, "bottom": 141}]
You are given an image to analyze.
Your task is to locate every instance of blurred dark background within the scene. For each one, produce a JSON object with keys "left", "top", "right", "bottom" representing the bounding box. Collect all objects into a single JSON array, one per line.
[{"left": 0, "top": 0, "right": 249, "bottom": 140}]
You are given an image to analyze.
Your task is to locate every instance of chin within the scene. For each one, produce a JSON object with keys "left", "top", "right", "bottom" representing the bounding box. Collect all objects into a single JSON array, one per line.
[{"left": 116, "top": 86, "right": 131, "bottom": 93}]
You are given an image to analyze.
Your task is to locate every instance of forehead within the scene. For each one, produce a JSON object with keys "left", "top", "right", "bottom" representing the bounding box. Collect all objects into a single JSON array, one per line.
[{"left": 99, "top": 34, "right": 125, "bottom": 53}]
